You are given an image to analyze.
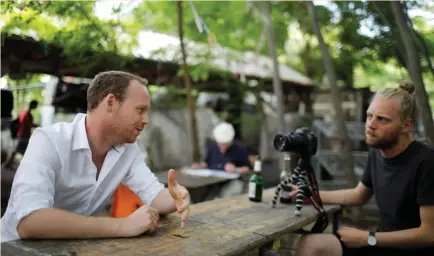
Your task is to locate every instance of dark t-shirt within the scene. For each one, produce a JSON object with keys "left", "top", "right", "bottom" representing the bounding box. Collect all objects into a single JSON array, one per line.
[
  {"left": 361, "top": 140, "right": 434, "bottom": 254},
  {"left": 205, "top": 141, "right": 252, "bottom": 171}
]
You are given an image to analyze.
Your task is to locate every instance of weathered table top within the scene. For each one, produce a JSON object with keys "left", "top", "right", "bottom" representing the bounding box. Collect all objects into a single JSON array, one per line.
[
  {"left": 155, "top": 170, "right": 230, "bottom": 189},
  {"left": 1, "top": 188, "right": 341, "bottom": 256}
]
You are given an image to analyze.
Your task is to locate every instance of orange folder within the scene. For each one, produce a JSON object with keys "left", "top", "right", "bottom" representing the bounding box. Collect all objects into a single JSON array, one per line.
[{"left": 110, "top": 184, "right": 144, "bottom": 218}]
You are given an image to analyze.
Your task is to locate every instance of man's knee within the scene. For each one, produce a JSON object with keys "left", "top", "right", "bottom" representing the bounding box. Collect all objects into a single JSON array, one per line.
[{"left": 296, "top": 233, "right": 342, "bottom": 256}]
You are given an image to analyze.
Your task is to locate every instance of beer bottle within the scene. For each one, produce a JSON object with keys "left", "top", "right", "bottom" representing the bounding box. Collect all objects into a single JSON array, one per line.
[{"left": 248, "top": 155, "right": 263, "bottom": 202}]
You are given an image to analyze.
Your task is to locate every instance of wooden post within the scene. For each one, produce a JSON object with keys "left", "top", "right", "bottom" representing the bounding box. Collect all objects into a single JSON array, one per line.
[
  {"left": 177, "top": 1, "right": 201, "bottom": 162},
  {"left": 261, "top": 2, "right": 285, "bottom": 133}
]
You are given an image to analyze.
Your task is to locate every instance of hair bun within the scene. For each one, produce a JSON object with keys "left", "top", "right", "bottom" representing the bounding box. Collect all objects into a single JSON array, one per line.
[{"left": 399, "top": 82, "right": 415, "bottom": 94}]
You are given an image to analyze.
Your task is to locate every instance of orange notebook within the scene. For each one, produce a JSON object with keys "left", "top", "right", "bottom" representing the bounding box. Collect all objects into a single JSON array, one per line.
[{"left": 110, "top": 184, "right": 144, "bottom": 218}]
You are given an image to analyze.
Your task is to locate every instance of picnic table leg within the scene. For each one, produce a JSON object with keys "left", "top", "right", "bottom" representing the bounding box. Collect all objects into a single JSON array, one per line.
[
  {"left": 200, "top": 186, "right": 214, "bottom": 202},
  {"left": 259, "top": 240, "right": 278, "bottom": 256}
]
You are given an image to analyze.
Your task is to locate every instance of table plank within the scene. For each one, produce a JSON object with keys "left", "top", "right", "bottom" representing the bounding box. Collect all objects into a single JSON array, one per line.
[
  {"left": 1, "top": 215, "right": 262, "bottom": 256},
  {"left": 178, "top": 188, "right": 341, "bottom": 238},
  {"left": 155, "top": 170, "right": 229, "bottom": 189},
  {"left": 1, "top": 188, "right": 340, "bottom": 256}
]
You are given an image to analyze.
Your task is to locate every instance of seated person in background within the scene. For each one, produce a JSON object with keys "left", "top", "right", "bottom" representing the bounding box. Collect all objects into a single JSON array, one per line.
[
  {"left": 294, "top": 82, "right": 434, "bottom": 256},
  {"left": 192, "top": 122, "right": 252, "bottom": 197},
  {"left": 192, "top": 122, "right": 252, "bottom": 174}
]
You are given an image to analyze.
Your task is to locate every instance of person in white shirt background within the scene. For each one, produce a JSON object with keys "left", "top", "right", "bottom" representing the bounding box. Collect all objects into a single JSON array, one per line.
[{"left": 1, "top": 70, "right": 191, "bottom": 242}]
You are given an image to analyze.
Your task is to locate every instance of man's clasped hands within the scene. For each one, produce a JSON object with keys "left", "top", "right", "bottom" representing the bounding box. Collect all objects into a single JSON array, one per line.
[{"left": 121, "top": 169, "right": 190, "bottom": 236}]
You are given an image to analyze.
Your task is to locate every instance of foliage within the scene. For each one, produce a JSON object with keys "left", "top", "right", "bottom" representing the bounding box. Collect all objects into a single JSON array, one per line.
[
  {"left": 132, "top": 1, "right": 288, "bottom": 55},
  {"left": 0, "top": 0, "right": 140, "bottom": 73},
  {"left": 1, "top": 0, "right": 434, "bottom": 114}
]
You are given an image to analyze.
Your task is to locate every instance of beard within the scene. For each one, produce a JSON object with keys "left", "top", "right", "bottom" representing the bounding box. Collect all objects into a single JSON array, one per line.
[
  {"left": 107, "top": 119, "right": 136, "bottom": 145},
  {"left": 365, "top": 132, "right": 400, "bottom": 149}
]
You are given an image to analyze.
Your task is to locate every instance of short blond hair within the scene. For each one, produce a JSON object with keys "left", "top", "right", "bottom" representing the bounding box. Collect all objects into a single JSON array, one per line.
[
  {"left": 87, "top": 71, "right": 148, "bottom": 111},
  {"left": 375, "top": 82, "right": 416, "bottom": 121}
]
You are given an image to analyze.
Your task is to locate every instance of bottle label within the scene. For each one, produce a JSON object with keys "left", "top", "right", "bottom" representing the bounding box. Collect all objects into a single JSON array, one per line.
[
  {"left": 254, "top": 161, "right": 261, "bottom": 172},
  {"left": 248, "top": 182, "right": 256, "bottom": 198}
]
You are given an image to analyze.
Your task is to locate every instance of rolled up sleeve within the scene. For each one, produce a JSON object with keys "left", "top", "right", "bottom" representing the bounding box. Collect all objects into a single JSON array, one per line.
[
  {"left": 1, "top": 128, "right": 59, "bottom": 241},
  {"left": 122, "top": 144, "right": 164, "bottom": 206}
]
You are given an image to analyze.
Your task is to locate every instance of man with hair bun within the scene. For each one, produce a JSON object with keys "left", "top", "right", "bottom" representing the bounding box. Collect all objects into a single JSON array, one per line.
[{"left": 292, "top": 82, "right": 434, "bottom": 256}]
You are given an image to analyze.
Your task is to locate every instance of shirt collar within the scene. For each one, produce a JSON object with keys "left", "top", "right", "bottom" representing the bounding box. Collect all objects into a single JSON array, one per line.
[
  {"left": 72, "top": 114, "right": 91, "bottom": 151},
  {"left": 71, "top": 113, "right": 126, "bottom": 154}
]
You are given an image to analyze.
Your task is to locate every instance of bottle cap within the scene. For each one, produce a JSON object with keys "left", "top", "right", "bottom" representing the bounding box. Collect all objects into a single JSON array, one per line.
[{"left": 254, "top": 156, "right": 261, "bottom": 172}]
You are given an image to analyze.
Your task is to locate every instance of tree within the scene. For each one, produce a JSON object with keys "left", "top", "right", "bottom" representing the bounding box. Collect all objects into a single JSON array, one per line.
[
  {"left": 306, "top": 1, "right": 358, "bottom": 189},
  {"left": 391, "top": 1, "right": 434, "bottom": 142},
  {"left": 177, "top": 1, "right": 201, "bottom": 162},
  {"left": 1, "top": 0, "right": 140, "bottom": 74},
  {"left": 260, "top": 1, "right": 285, "bottom": 134}
]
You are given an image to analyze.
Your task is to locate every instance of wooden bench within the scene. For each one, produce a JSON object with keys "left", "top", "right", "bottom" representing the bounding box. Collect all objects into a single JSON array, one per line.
[{"left": 1, "top": 188, "right": 341, "bottom": 256}]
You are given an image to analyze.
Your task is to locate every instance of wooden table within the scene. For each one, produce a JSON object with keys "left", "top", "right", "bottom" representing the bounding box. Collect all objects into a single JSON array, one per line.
[
  {"left": 155, "top": 170, "right": 233, "bottom": 203},
  {"left": 155, "top": 170, "right": 229, "bottom": 189},
  {"left": 1, "top": 188, "right": 341, "bottom": 256}
]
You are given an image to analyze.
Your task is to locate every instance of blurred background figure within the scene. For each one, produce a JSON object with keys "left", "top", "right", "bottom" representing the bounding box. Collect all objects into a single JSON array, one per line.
[
  {"left": 191, "top": 122, "right": 252, "bottom": 197},
  {"left": 2, "top": 100, "right": 39, "bottom": 169}
]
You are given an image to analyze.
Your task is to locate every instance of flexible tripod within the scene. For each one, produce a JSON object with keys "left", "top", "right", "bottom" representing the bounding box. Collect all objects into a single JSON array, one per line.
[{"left": 271, "top": 156, "right": 329, "bottom": 233}]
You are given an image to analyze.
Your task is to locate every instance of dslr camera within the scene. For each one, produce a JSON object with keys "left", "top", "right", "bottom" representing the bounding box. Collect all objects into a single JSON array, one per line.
[{"left": 273, "top": 127, "right": 318, "bottom": 157}]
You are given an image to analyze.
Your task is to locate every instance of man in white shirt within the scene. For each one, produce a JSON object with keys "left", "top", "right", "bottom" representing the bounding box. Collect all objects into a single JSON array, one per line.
[{"left": 1, "top": 71, "right": 191, "bottom": 242}]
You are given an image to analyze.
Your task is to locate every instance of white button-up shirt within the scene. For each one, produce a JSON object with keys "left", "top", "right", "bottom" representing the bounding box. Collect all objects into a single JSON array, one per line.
[{"left": 1, "top": 113, "right": 164, "bottom": 242}]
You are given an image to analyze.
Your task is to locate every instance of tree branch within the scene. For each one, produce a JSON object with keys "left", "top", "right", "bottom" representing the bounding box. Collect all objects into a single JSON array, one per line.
[
  {"left": 371, "top": 1, "right": 408, "bottom": 68},
  {"left": 413, "top": 30, "right": 434, "bottom": 77},
  {"left": 401, "top": 1, "right": 434, "bottom": 77},
  {"left": 76, "top": 2, "right": 118, "bottom": 52}
]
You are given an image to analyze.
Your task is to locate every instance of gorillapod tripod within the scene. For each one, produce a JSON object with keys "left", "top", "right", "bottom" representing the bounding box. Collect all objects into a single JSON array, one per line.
[{"left": 271, "top": 155, "right": 329, "bottom": 233}]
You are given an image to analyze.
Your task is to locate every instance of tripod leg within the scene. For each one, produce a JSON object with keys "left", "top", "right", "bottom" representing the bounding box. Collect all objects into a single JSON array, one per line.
[
  {"left": 271, "top": 175, "right": 295, "bottom": 207},
  {"left": 295, "top": 169, "right": 309, "bottom": 216},
  {"left": 295, "top": 177, "right": 306, "bottom": 216},
  {"left": 271, "top": 161, "right": 303, "bottom": 208}
]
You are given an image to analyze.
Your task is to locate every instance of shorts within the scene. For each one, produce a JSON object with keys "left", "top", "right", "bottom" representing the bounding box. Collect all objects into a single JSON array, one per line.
[{"left": 337, "top": 234, "right": 433, "bottom": 256}]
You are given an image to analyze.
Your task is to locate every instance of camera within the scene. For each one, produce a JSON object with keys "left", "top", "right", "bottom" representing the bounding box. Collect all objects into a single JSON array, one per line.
[{"left": 273, "top": 127, "right": 318, "bottom": 156}]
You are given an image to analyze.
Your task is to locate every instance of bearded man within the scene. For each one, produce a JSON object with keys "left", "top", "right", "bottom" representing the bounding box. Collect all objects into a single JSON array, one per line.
[{"left": 293, "top": 82, "right": 434, "bottom": 256}]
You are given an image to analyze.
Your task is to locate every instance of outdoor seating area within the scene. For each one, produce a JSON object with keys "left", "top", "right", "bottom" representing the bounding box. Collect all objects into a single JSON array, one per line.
[{"left": 2, "top": 1, "right": 434, "bottom": 255}]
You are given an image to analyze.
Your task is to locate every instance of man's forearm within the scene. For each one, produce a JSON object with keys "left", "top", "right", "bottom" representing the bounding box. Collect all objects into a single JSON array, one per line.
[
  {"left": 320, "top": 189, "right": 363, "bottom": 205},
  {"left": 17, "top": 208, "right": 123, "bottom": 240},
  {"left": 150, "top": 188, "right": 176, "bottom": 215},
  {"left": 376, "top": 227, "right": 434, "bottom": 248},
  {"left": 238, "top": 166, "right": 251, "bottom": 174}
]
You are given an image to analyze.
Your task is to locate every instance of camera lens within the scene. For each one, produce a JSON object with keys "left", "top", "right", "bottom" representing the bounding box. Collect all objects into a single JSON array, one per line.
[
  {"left": 273, "top": 133, "right": 288, "bottom": 152},
  {"left": 273, "top": 128, "right": 317, "bottom": 156}
]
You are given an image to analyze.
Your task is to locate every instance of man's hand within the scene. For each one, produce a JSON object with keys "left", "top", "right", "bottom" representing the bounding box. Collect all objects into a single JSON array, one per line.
[
  {"left": 337, "top": 226, "right": 369, "bottom": 248},
  {"left": 168, "top": 169, "right": 191, "bottom": 228},
  {"left": 191, "top": 163, "right": 202, "bottom": 169},
  {"left": 224, "top": 163, "right": 236, "bottom": 173},
  {"left": 119, "top": 205, "right": 159, "bottom": 237},
  {"left": 284, "top": 183, "right": 298, "bottom": 201}
]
